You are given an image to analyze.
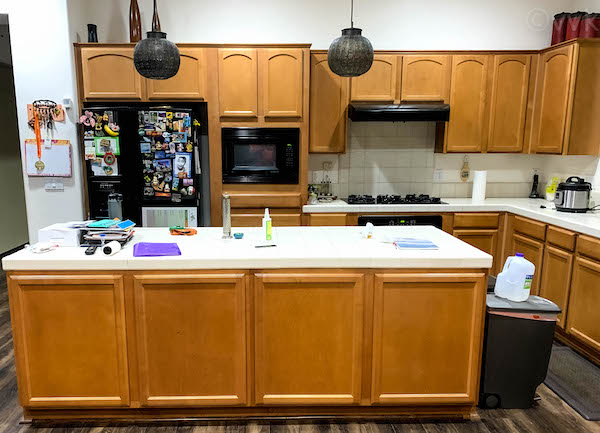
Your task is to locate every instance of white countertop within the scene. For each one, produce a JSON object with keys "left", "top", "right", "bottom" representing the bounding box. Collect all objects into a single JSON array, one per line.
[
  {"left": 303, "top": 198, "right": 600, "bottom": 238},
  {"left": 2, "top": 226, "right": 492, "bottom": 271}
]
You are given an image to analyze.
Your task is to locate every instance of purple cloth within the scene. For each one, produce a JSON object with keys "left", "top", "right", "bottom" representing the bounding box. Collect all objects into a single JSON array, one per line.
[{"left": 133, "top": 242, "right": 181, "bottom": 257}]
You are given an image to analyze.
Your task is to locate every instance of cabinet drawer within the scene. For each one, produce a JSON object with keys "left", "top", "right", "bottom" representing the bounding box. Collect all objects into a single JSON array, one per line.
[
  {"left": 453, "top": 213, "right": 499, "bottom": 229},
  {"left": 547, "top": 226, "right": 576, "bottom": 252},
  {"left": 228, "top": 193, "right": 302, "bottom": 208},
  {"left": 577, "top": 235, "right": 600, "bottom": 262},
  {"left": 513, "top": 215, "right": 546, "bottom": 241},
  {"left": 231, "top": 210, "right": 302, "bottom": 227},
  {"left": 308, "top": 213, "right": 348, "bottom": 226}
]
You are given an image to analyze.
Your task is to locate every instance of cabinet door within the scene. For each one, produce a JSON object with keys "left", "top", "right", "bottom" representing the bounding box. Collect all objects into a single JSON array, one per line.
[
  {"left": 309, "top": 54, "right": 349, "bottom": 153},
  {"left": 371, "top": 273, "right": 486, "bottom": 405},
  {"left": 8, "top": 275, "right": 129, "bottom": 408},
  {"left": 231, "top": 210, "right": 302, "bottom": 227},
  {"left": 532, "top": 45, "right": 574, "bottom": 154},
  {"left": 262, "top": 49, "right": 303, "bottom": 117},
  {"left": 308, "top": 213, "right": 348, "bottom": 226},
  {"left": 539, "top": 245, "right": 574, "bottom": 329},
  {"left": 218, "top": 48, "right": 258, "bottom": 117},
  {"left": 133, "top": 273, "right": 246, "bottom": 406},
  {"left": 401, "top": 55, "right": 450, "bottom": 102},
  {"left": 567, "top": 257, "right": 600, "bottom": 351},
  {"left": 350, "top": 55, "right": 398, "bottom": 102},
  {"left": 446, "top": 55, "right": 489, "bottom": 153},
  {"left": 453, "top": 229, "right": 499, "bottom": 275},
  {"left": 511, "top": 233, "right": 545, "bottom": 295},
  {"left": 146, "top": 48, "right": 206, "bottom": 100},
  {"left": 254, "top": 272, "right": 364, "bottom": 405},
  {"left": 487, "top": 55, "right": 531, "bottom": 153},
  {"left": 80, "top": 47, "right": 144, "bottom": 100}
]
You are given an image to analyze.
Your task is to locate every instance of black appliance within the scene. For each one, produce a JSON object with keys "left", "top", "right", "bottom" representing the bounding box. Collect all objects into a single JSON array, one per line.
[
  {"left": 347, "top": 194, "right": 447, "bottom": 205},
  {"left": 357, "top": 215, "right": 443, "bottom": 230},
  {"left": 222, "top": 127, "right": 299, "bottom": 184},
  {"left": 81, "top": 103, "right": 210, "bottom": 227},
  {"left": 348, "top": 103, "right": 450, "bottom": 122}
]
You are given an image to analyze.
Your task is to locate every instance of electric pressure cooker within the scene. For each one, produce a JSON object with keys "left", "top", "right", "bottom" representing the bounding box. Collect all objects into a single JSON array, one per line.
[{"left": 553, "top": 176, "right": 592, "bottom": 213}]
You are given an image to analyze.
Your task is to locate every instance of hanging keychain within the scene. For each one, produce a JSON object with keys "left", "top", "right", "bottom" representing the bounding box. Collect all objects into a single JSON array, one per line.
[{"left": 33, "top": 110, "right": 45, "bottom": 172}]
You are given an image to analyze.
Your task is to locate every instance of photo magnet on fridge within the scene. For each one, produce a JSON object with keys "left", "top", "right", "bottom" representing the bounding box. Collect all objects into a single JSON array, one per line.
[
  {"left": 154, "top": 150, "right": 166, "bottom": 159},
  {"left": 94, "top": 137, "right": 120, "bottom": 155},
  {"left": 140, "top": 142, "right": 151, "bottom": 154},
  {"left": 153, "top": 159, "right": 172, "bottom": 172},
  {"left": 173, "top": 152, "right": 192, "bottom": 179}
]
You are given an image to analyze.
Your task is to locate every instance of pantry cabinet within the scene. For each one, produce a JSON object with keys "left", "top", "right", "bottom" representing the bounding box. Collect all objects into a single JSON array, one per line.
[
  {"left": 350, "top": 55, "right": 398, "bottom": 102},
  {"left": 309, "top": 54, "right": 349, "bottom": 153},
  {"left": 218, "top": 48, "right": 259, "bottom": 118},
  {"left": 8, "top": 274, "right": 130, "bottom": 407},
  {"left": 445, "top": 55, "right": 489, "bottom": 153},
  {"left": 133, "top": 273, "right": 247, "bottom": 406},
  {"left": 146, "top": 48, "right": 206, "bottom": 100},
  {"left": 487, "top": 55, "right": 531, "bottom": 153},
  {"left": 261, "top": 49, "right": 304, "bottom": 117},
  {"left": 79, "top": 47, "right": 144, "bottom": 100},
  {"left": 254, "top": 272, "right": 365, "bottom": 405},
  {"left": 566, "top": 257, "right": 600, "bottom": 352},
  {"left": 400, "top": 55, "right": 450, "bottom": 102},
  {"left": 539, "top": 245, "right": 574, "bottom": 328},
  {"left": 371, "top": 273, "right": 485, "bottom": 405}
]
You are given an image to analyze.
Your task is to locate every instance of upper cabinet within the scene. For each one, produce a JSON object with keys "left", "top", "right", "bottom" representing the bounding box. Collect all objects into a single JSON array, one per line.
[
  {"left": 350, "top": 55, "right": 398, "bottom": 102},
  {"left": 218, "top": 48, "right": 259, "bottom": 118},
  {"left": 445, "top": 55, "right": 489, "bottom": 153},
  {"left": 531, "top": 45, "right": 574, "bottom": 154},
  {"left": 79, "top": 47, "right": 144, "bottom": 100},
  {"left": 146, "top": 48, "right": 206, "bottom": 100},
  {"left": 261, "top": 49, "right": 304, "bottom": 117},
  {"left": 400, "top": 55, "right": 450, "bottom": 102},
  {"left": 309, "top": 53, "right": 349, "bottom": 153},
  {"left": 487, "top": 55, "right": 531, "bottom": 153}
]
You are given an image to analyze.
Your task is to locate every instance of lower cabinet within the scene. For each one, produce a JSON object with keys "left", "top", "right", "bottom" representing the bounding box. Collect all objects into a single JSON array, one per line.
[
  {"left": 566, "top": 257, "right": 600, "bottom": 352},
  {"left": 308, "top": 213, "right": 348, "bottom": 226},
  {"left": 539, "top": 245, "right": 574, "bottom": 328},
  {"left": 8, "top": 275, "right": 130, "bottom": 408},
  {"left": 511, "top": 233, "right": 545, "bottom": 295},
  {"left": 371, "top": 273, "right": 486, "bottom": 405},
  {"left": 133, "top": 273, "right": 247, "bottom": 406},
  {"left": 453, "top": 229, "right": 499, "bottom": 275},
  {"left": 231, "top": 209, "right": 302, "bottom": 227},
  {"left": 253, "top": 272, "right": 365, "bottom": 405}
]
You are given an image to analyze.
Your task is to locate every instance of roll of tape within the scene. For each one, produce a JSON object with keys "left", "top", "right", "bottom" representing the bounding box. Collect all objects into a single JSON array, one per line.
[{"left": 103, "top": 240, "right": 122, "bottom": 256}]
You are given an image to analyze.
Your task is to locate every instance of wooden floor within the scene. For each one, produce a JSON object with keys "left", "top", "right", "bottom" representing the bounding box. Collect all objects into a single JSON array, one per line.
[{"left": 0, "top": 271, "right": 599, "bottom": 433}]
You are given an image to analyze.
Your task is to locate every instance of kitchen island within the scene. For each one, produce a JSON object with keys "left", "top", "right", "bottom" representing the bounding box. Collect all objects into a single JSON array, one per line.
[{"left": 3, "top": 226, "right": 491, "bottom": 420}]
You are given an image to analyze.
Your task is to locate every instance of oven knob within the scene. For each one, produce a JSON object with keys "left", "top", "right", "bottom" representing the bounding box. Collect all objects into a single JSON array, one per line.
[{"left": 389, "top": 220, "right": 394, "bottom": 225}]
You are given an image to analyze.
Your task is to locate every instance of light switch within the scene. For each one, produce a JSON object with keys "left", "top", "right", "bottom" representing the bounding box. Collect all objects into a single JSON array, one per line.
[{"left": 45, "top": 180, "right": 64, "bottom": 191}]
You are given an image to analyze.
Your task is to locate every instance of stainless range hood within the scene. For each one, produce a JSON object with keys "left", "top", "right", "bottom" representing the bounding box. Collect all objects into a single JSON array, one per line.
[{"left": 348, "top": 103, "right": 450, "bottom": 122}]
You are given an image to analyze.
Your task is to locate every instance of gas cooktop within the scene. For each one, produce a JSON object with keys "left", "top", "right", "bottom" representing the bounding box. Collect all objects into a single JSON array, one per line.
[{"left": 347, "top": 194, "right": 447, "bottom": 205}]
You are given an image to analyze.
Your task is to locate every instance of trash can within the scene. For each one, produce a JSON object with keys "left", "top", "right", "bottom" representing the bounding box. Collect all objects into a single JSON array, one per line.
[{"left": 479, "top": 294, "right": 561, "bottom": 409}]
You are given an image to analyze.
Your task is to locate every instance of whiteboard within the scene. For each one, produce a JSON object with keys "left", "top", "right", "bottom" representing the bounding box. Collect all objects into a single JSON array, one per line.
[{"left": 25, "top": 139, "right": 72, "bottom": 177}]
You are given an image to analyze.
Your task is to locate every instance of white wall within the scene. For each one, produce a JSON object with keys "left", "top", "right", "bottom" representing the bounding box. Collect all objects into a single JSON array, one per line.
[
  {"left": 1, "top": 0, "right": 83, "bottom": 242},
  {"left": 68, "top": 0, "right": 578, "bottom": 50}
]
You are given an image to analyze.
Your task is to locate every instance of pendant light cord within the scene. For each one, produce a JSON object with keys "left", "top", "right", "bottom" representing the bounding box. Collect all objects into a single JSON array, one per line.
[{"left": 350, "top": 0, "right": 354, "bottom": 28}]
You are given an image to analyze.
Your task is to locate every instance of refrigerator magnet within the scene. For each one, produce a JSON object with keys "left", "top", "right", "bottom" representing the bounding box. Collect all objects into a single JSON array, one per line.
[
  {"left": 171, "top": 193, "right": 182, "bottom": 203},
  {"left": 174, "top": 153, "right": 191, "bottom": 179},
  {"left": 94, "top": 137, "right": 120, "bottom": 156}
]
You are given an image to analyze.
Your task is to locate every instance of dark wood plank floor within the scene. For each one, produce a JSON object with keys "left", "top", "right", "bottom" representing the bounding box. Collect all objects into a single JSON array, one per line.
[{"left": 0, "top": 269, "right": 599, "bottom": 433}]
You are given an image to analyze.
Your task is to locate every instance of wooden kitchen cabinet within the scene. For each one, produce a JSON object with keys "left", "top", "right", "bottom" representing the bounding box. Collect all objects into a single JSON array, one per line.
[
  {"left": 231, "top": 209, "right": 302, "bottom": 227},
  {"left": 539, "top": 245, "right": 574, "bottom": 329},
  {"left": 371, "top": 273, "right": 486, "bottom": 405},
  {"left": 453, "top": 229, "right": 499, "bottom": 275},
  {"left": 218, "top": 48, "right": 259, "bottom": 117},
  {"left": 254, "top": 272, "right": 364, "bottom": 405},
  {"left": 566, "top": 257, "right": 600, "bottom": 352},
  {"left": 8, "top": 275, "right": 129, "bottom": 407},
  {"left": 308, "top": 213, "right": 348, "bottom": 226},
  {"left": 309, "top": 53, "right": 349, "bottom": 153},
  {"left": 350, "top": 55, "right": 398, "bottom": 102},
  {"left": 261, "top": 48, "right": 303, "bottom": 117},
  {"left": 79, "top": 47, "right": 144, "bottom": 100},
  {"left": 531, "top": 45, "right": 574, "bottom": 154},
  {"left": 146, "top": 48, "right": 206, "bottom": 100},
  {"left": 511, "top": 233, "right": 545, "bottom": 295},
  {"left": 445, "top": 55, "right": 489, "bottom": 153},
  {"left": 133, "top": 273, "right": 247, "bottom": 406},
  {"left": 400, "top": 55, "right": 450, "bottom": 102},
  {"left": 487, "top": 55, "right": 531, "bottom": 152}
]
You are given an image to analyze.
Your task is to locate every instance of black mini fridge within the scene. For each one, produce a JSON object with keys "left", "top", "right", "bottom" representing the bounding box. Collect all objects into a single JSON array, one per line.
[{"left": 479, "top": 294, "right": 561, "bottom": 409}]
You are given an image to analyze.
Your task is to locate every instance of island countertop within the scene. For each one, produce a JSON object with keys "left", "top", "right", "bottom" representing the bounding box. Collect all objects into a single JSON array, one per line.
[{"left": 2, "top": 226, "right": 492, "bottom": 271}]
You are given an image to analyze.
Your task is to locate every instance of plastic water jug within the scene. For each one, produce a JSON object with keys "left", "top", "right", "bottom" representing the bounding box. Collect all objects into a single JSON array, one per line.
[{"left": 494, "top": 253, "right": 535, "bottom": 302}]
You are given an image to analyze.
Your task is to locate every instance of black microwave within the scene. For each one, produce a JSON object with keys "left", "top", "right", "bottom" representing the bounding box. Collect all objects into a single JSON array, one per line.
[{"left": 222, "top": 127, "right": 299, "bottom": 184}]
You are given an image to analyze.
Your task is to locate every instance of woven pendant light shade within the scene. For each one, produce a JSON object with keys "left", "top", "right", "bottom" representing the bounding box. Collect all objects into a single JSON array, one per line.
[{"left": 328, "top": 27, "right": 373, "bottom": 77}]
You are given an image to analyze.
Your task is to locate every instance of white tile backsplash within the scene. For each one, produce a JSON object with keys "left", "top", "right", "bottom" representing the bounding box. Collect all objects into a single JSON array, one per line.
[{"left": 309, "top": 121, "right": 600, "bottom": 198}]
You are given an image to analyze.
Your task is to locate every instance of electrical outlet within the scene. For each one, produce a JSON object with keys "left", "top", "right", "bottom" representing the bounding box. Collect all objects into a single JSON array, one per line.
[
  {"left": 322, "top": 161, "right": 333, "bottom": 171},
  {"left": 45, "top": 180, "right": 64, "bottom": 192},
  {"left": 433, "top": 169, "right": 444, "bottom": 182}
]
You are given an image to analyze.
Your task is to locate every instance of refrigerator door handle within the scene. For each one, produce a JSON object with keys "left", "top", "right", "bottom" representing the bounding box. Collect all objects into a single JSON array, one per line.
[{"left": 194, "top": 145, "right": 201, "bottom": 174}]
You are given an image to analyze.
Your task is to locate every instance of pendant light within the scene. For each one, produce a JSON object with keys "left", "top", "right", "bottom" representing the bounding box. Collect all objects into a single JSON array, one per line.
[
  {"left": 327, "top": 0, "right": 373, "bottom": 77},
  {"left": 133, "top": 0, "right": 180, "bottom": 80}
]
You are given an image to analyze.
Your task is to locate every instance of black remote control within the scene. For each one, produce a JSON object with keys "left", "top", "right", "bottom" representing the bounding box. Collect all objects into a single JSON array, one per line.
[{"left": 85, "top": 246, "right": 98, "bottom": 255}]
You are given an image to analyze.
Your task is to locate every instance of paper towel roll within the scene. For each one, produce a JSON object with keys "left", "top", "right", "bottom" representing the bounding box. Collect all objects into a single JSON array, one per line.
[
  {"left": 103, "top": 240, "right": 122, "bottom": 256},
  {"left": 472, "top": 171, "right": 487, "bottom": 202}
]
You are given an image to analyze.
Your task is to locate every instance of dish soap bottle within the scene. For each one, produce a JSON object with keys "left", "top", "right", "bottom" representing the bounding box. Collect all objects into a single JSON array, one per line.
[{"left": 263, "top": 208, "right": 272, "bottom": 241}]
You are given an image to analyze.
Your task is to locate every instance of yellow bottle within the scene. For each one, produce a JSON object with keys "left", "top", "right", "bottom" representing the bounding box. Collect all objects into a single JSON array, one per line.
[{"left": 263, "top": 208, "right": 272, "bottom": 241}]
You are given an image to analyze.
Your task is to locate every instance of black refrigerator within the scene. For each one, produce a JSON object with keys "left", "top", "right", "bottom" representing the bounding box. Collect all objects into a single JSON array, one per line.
[{"left": 80, "top": 102, "right": 210, "bottom": 227}]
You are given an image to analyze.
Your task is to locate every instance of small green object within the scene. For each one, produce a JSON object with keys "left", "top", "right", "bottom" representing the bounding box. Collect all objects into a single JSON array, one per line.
[
  {"left": 169, "top": 225, "right": 184, "bottom": 231},
  {"left": 234, "top": 233, "right": 244, "bottom": 239}
]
